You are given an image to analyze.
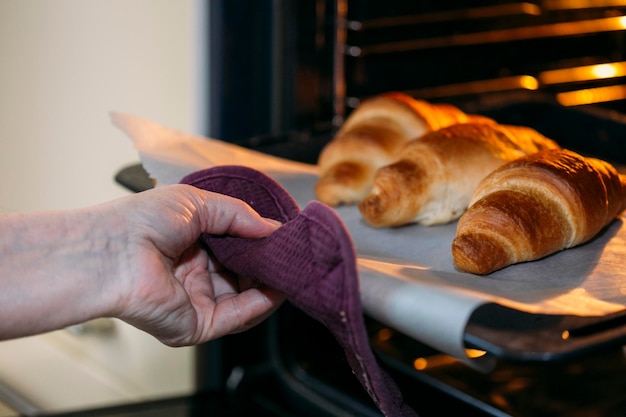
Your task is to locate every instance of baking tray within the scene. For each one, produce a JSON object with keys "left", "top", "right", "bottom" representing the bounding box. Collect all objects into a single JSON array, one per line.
[
  {"left": 464, "top": 303, "right": 626, "bottom": 362},
  {"left": 461, "top": 99, "right": 626, "bottom": 362},
  {"left": 115, "top": 99, "right": 626, "bottom": 363}
]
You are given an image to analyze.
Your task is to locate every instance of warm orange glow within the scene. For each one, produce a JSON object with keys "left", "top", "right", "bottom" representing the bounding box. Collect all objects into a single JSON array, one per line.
[
  {"left": 545, "top": 0, "right": 626, "bottom": 11},
  {"left": 413, "top": 357, "right": 428, "bottom": 371},
  {"left": 405, "top": 75, "right": 539, "bottom": 100},
  {"left": 562, "top": 330, "right": 570, "bottom": 340},
  {"left": 540, "top": 62, "right": 626, "bottom": 85},
  {"left": 362, "top": 16, "right": 626, "bottom": 56},
  {"left": 411, "top": 351, "right": 487, "bottom": 371},
  {"left": 376, "top": 328, "right": 393, "bottom": 342},
  {"left": 557, "top": 85, "right": 626, "bottom": 106},
  {"left": 519, "top": 75, "right": 540, "bottom": 90},
  {"left": 412, "top": 354, "right": 459, "bottom": 370},
  {"left": 593, "top": 64, "right": 619, "bottom": 78},
  {"left": 490, "top": 393, "right": 510, "bottom": 408},
  {"left": 465, "top": 348, "right": 487, "bottom": 358}
]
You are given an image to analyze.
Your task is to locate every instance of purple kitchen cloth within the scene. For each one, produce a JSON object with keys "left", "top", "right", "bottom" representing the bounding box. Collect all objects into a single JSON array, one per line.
[{"left": 181, "top": 165, "right": 418, "bottom": 417}]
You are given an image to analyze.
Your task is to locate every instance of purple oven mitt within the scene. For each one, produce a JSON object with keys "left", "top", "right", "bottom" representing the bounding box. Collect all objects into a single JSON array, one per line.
[{"left": 180, "top": 165, "right": 418, "bottom": 417}]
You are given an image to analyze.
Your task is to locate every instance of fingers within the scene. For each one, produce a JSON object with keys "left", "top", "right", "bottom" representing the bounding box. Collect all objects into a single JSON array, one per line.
[
  {"left": 115, "top": 185, "right": 286, "bottom": 345},
  {"left": 207, "top": 286, "right": 286, "bottom": 340},
  {"left": 185, "top": 186, "right": 282, "bottom": 239}
]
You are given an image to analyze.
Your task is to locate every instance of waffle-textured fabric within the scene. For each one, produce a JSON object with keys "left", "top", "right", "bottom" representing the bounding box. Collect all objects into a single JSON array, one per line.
[{"left": 181, "top": 165, "right": 417, "bottom": 417}]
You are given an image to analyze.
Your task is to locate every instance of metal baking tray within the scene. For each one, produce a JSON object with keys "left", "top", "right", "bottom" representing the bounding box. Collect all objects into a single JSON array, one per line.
[{"left": 115, "top": 98, "right": 626, "bottom": 363}]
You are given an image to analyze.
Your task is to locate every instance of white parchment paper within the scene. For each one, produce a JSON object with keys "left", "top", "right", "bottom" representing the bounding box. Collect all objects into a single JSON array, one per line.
[{"left": 112, "top": 112, "right": 626, "bottom": 365}]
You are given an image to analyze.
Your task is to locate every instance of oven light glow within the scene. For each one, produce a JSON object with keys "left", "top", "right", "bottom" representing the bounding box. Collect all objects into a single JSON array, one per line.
[
  {"left": 376, "top": 328, "right": 393, "bottom": 342},
  {"left": 465, "top": 348, "right": 487, "bottom": 359},
  {"left": 413, "top": 349, "right": 487, "bottom": 371},
  {"left": 557, "top": 85, "right": 626, "bottom": 106},
  {"left": 593, "top": 64, "right": 619, "bottom": 78},
  {"left": 547, "top": 1, "right": 626, "bottom": 13},
  {"left": 413, "top": 357, "right": 428, "bottom": 371},
  {"left": 406, "top": 75, "right": 540, "bottom": 99},
  {"left": 540, "top": 62, "right": 626, "bottom": 85},
  {"left": 412, "top": 354, "right": 463, "bottom": 370},
  {"left": 412, "top": 350, "right": 488, "bottom": 371},
  {"left": 519, "top": 75, "right": 539, "bottom": 90}
]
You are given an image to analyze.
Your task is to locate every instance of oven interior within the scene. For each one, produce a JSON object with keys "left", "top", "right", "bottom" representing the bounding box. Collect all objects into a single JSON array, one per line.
[{"left": 111, "top": 1, "right": 626, "bottom": 416}]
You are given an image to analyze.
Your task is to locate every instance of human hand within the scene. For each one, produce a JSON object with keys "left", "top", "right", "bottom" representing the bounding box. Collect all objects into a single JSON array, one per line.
[{"left": 104, "top": 184, "right": 285, "bottom": 346}]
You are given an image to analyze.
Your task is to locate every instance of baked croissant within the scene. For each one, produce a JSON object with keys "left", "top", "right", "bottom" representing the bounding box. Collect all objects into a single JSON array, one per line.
[
  {"left": 452, "top": 148, "right": 626, "bottom": 275},
  {"left": 359, "top": 122, "right": 560, "bottom": 227},
  {"left": 314, "top": 92, "right": 492, "bottom": 206}
]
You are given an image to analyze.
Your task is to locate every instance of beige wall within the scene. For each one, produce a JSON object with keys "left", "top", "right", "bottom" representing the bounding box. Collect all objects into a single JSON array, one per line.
[
  {"left": 0, "top": 0, "right": 205, "bottom": 412},
  {"left": 0, "top": 0, "right": 204, "bottom": 212}
]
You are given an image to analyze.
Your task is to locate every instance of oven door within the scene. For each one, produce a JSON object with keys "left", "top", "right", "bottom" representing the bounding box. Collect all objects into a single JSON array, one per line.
[
  {"left": 110, "top": 97, "right": 626, "bottom": 417},
  {"left": 56, "top": 0, "right": 626, "bottom": 415}
]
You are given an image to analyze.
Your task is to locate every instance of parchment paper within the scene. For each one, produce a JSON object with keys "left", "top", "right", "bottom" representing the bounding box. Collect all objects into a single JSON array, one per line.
[{"left": 111, "top": 112, "right": 626, "bottom": 365}]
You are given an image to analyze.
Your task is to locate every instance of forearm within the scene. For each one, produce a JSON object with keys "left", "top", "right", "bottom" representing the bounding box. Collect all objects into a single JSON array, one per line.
[
  {"left": 0, "top": 207, "right": 120, "bottom": 339},
  {"left": 0, "top": 185, "right": 285, "bottom": 345}
]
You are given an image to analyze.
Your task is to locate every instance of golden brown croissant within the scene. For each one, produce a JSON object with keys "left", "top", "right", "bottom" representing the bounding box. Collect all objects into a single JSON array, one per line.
[
  {"left": 452, "top": 148, "right": 626, "bottom": 275},
  {"left": 314, "top": 92, "right": 492, "bottom": 206},
  {"left": 359, "top": 122, "right": 560, "bottom": 227}
]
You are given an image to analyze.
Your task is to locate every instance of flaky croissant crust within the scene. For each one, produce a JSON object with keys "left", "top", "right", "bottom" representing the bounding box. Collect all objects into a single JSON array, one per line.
[
  {"left": 314, "top": 93, "right": 491, "bottom": 206},
  {"left": 359, "top": 123, "right": 560, "bottom": 227},
  {"left": 452, "top": 149, "right": 626, "bottom": 275}
]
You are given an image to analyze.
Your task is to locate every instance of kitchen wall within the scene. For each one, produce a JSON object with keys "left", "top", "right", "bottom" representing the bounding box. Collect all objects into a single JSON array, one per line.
[{"left": 0, "top": 0, "right": 206, "bottom": 413}]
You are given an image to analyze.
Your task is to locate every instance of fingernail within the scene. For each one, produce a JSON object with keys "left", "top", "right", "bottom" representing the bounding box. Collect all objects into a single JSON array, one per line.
[{"left": 265, "top": 218, "right": 283, "bottom": 227}]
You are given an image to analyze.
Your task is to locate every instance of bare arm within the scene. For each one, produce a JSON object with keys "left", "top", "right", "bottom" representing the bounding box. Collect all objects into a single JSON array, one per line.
[{"left": 0, "top": 184, "right": 285, "bottom": 345}]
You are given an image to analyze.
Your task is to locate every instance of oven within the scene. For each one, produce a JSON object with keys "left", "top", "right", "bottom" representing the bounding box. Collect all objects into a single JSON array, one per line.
[{"left": 71, "top": 1, "right": 626, "bottom": 416}]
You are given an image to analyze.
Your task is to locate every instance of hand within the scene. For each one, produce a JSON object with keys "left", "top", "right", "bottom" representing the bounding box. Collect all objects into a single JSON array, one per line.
[{"left": 107, "top": 184, "right": 286, "bottom": 346}]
